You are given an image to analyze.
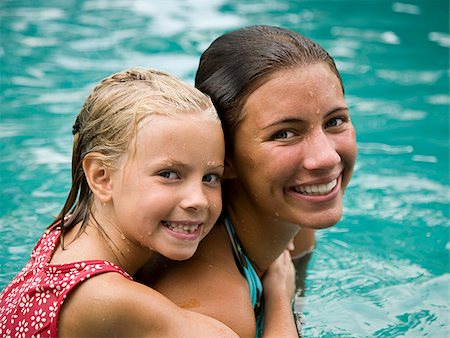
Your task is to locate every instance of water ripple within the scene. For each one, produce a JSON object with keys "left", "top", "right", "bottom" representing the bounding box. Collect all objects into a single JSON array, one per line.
[
  {"left": 299, "top": 242, "right": 447, "bottom": 337},
  {"left": 392, "top": 2, "right": 421, "bottom": 15},
  {"left": 358, "top": 143, "right": 413, "bottom": 155},
  {"left": 376, "top": 69, "right": 445, "bottom": 85},
  {"left": 331, "top": 26, "right": 400, "bottom": 45}
]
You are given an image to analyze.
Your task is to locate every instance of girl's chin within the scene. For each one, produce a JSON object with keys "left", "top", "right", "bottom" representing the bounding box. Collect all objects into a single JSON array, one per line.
[{"left": 161, "top": 247, "right": 199, "bottom": 261}]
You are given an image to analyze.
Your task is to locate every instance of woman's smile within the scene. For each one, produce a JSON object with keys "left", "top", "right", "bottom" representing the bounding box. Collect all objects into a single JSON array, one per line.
[
  {"left": 290, "top": 178, "right": 337, "bottom": 195},
  {"left": 286, "top": 174, "right": 342, "bottom": 203}
]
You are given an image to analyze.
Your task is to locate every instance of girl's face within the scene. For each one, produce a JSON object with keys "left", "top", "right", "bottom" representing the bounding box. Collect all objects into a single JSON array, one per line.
[
  {"left": 108, "top": 113, "right": 224, "bottom": 261},
  {"left": 228, "top": 63, "right": 357, "bottom": 229}
]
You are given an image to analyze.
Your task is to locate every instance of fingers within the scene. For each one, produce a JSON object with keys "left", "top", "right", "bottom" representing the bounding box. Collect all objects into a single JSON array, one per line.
[{"left": 287, "top": 240, "right": 295, "bottom": 251}]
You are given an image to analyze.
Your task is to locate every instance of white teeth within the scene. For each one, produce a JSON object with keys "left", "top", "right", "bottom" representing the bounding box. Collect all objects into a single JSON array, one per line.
[
  {"left": 294, "top": 179, "right": 337, "bottom": 195},
  {"left": 163, "top": 221, "right": 200, "bottom": 234}
]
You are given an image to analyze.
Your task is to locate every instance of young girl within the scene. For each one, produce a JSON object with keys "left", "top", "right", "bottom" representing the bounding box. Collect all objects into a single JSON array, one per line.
[{"left": 0, "top": 68, "right": 297, "bottom": 337}]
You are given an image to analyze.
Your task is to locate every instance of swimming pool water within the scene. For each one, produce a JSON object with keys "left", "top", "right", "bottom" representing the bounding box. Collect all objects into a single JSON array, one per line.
[{"left": 1, "top": 0, "right": 449, "bottom": 336}]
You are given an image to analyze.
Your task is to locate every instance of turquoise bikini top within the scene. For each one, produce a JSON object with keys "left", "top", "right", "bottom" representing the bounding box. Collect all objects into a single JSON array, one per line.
[
  {"left": 223, "top": 217, "right": 264, "bottom": 337},
  {"left": 223, "top": 217, "right": 303, "bottom": 337}
]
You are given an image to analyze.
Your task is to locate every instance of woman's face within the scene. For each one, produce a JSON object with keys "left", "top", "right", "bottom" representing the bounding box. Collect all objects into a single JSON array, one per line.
[{"left": 228, "top": 63, "right": 357, "bottom": 229}]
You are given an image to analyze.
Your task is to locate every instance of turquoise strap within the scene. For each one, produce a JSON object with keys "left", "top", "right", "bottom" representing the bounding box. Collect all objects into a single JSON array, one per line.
[{"left": 224, "top": 218, "right": 264, "bottom": 337}]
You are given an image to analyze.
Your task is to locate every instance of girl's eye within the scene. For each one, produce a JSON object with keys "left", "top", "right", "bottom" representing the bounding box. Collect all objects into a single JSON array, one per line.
[
  {"left": 203, "top": 173, "right": 221, "bottom": 184},
  {"left": 272, "top": 130, "right": 295, "bottom": 140},
  {"left": 159, "top": 171, "right": 179, "bottom": 180},
  {"left": 325, "top": 117, "right": 344, "bottom": 129}
]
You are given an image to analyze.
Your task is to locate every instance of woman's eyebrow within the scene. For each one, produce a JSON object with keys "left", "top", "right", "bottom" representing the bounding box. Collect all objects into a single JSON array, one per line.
[
  {"left": 324, "top": 106, "right": 349, "bottom": 117},
  {"left": 262, "top": 117, "right": 305, "bottom": 129},
  {"left": 263, "top": 106, "right": 349, "bottom": 129}
]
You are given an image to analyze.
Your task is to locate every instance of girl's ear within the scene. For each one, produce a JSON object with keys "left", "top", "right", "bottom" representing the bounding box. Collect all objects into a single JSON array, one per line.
[{"left": 82, "top": 153, "right": 113, "bottom": 204}]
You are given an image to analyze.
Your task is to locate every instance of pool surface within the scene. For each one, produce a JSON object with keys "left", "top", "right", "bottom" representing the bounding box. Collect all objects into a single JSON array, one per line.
[{"left": 1, "top": 0, "right": 449, "bottom": 336}]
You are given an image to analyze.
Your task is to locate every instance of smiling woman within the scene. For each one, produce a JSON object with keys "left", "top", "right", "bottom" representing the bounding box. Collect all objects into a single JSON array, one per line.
[{"left": 232, "top": 63, "right": 356, "bottom": 230}]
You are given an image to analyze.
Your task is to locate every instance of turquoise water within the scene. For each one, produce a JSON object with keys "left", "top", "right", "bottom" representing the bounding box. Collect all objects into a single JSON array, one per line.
[{"left": 1, "top": 0, "right": 448, "bottom": 336}]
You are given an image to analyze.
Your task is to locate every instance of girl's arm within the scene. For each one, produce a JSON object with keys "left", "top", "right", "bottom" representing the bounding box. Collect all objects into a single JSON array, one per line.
[{"left": 58, "top": 272, "right": 238, "bottom": 338}]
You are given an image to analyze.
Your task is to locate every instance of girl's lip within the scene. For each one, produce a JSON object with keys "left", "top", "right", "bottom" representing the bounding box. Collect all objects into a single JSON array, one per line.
[{"left": 287, "top": 174, "right": 342, "bottom": 202}]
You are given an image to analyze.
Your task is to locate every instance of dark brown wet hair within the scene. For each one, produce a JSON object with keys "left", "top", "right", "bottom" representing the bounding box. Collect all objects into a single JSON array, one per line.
[{"left": 195, "top": 25, "right": 343, "bottom": 154}]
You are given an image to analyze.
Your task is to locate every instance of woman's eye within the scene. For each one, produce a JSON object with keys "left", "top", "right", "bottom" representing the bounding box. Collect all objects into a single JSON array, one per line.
[
  {"left": 159, "top": 171, "right": 179, "bottom": 179},
  {"left": 272, "top": 130, "right": 295, "bottom": 140},
  {"left": 325, "top": 117, "right": 344, "bottom": 129},
  {"left": 203, "top": 173, "right": 221, "bottom": 184}
]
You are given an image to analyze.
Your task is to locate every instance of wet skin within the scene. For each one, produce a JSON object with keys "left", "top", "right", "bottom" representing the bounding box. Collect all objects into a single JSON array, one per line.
[
  {"left": 106, "top": 114, "right": 225, "bottom": 265},
  {"left": 227, "top": 62, "right": 357, "bottom": 233}
]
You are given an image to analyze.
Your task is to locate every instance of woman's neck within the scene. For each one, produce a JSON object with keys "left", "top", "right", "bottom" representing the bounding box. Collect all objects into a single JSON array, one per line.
[{"left": 225, "top": 186, "right": 299, "bottom": 276}]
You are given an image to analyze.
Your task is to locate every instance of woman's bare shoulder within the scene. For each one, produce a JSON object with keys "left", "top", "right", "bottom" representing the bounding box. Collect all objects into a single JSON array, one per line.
[{"left": 140, "top": 224, "right": 257, "bottom": 337}]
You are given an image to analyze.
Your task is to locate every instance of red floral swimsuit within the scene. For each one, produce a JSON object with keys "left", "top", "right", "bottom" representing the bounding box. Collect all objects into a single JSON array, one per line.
[{"left": 0, "top": 227, "right": 132, "bottom": 338}]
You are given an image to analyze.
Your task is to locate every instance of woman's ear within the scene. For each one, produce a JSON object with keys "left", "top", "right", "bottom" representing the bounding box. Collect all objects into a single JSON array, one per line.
[
  {"left": 82, "top": 153, "right": 113, "bottom": 204},
  {"left": 223, "top": 157, "right": 237, "bottom": 179}
]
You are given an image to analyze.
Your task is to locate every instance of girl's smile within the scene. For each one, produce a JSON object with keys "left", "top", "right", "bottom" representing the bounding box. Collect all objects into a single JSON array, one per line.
[{"left": 105, "top": 113, "right": 225, "bottom": 264}]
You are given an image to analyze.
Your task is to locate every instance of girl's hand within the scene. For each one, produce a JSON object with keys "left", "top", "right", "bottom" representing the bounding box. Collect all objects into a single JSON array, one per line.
[{"left": 262, "top": 249, "right": 296, "bottom": 303}]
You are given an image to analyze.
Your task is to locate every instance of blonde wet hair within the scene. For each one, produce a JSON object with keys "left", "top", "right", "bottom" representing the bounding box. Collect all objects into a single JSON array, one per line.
[{"left": 52, "top": 68, "right": 218, "bottom": 237}]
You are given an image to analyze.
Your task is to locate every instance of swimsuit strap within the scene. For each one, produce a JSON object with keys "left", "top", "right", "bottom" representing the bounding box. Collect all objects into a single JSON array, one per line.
[
  {"left": 223, "top": 218, "right": 264, "bottom": 337},
  {"left": 224, "top": 218, "right": 303, "bottom": 337}
]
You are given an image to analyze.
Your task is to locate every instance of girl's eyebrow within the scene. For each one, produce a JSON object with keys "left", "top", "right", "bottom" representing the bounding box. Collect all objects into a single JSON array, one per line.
[
  {"left": 208, "top": 164, "right": 225, "bottom": 171},
  {"left": 262, "top": 106, "right": 349, "bottom": 129},
  {"left": 153, "top": 160, "right": 224, "bottom": 171}
]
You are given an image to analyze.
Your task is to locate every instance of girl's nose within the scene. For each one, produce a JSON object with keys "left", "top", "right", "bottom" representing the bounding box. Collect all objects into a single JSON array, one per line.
[
  {"left": 180, "top": 183, "right": 209, "bottom": 211},
  {"left": 302, "top": 130, "right": 341, "bottom": 171}
]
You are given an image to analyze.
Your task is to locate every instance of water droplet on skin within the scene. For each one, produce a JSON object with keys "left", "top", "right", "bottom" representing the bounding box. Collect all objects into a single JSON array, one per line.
[
  {"left": 121, "top": 234, "right": 126, "bottom": 240},
  {"left": 308, "top": 91, "right": 314, "bottom": 97},
  {"left": 275, "top": 211, "right": 280, "bottom": 217}
]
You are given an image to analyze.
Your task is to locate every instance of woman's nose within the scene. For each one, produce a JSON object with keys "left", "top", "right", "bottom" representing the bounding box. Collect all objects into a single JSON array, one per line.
[{"left": 302, "top": 129, "right": 341, "bottom": 171}]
